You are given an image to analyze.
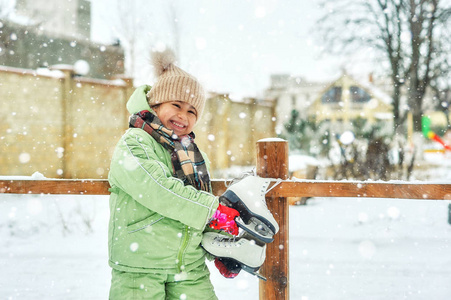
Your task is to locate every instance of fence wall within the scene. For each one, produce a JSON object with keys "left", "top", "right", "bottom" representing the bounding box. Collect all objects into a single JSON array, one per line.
[
  {"left": 1, "top": 66, "right": 65, "bottom": 177},
  {"left": 0, "top": 66, "right": 275, "bottom": 178},
  {"left": 195, "top": 94, "right": 276, "bottom": 172},
  {"left": 0, "top": 65, "right": 132, "bottom": 179}
]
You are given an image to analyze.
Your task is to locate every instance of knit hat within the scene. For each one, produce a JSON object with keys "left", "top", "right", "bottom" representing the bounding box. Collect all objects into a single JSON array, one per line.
[{"left": 147, "top": 49, "right": 206, "bottom": 119}]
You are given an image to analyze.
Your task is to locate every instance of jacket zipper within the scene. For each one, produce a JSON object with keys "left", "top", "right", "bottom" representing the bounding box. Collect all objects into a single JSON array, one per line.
[{"left": 177, "top": 225, "right": 189, "bottom": 272}]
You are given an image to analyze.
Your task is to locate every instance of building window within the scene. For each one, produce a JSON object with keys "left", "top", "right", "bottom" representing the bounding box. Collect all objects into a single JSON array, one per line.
[
  {"left": 350, "top": 86, "right": 371, "bottom": 103},
  {"left": 321, "top": 87, "right": 342, "bottom": 103}
]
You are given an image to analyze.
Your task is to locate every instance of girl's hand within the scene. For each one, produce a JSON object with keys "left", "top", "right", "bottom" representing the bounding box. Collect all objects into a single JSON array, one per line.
[
  {"left": 214, "top": 257, "right": 241, "bottom": 278},
  {"left": 208, "top": 204, "right": 239, "bottom": 235}
]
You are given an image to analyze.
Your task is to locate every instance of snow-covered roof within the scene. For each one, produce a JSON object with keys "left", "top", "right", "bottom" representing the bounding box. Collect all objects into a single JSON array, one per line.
[
  {"left": 0, "top": 65, "right": 65, "bottom": 79},
  {"left": 351, "top": 75, "right": 393, "bottom": 105}
]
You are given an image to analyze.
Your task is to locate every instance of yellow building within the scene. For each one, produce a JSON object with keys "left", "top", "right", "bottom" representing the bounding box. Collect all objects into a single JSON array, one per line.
[{"left": 309, "top": 74, "right": 393, "bottom": 127}]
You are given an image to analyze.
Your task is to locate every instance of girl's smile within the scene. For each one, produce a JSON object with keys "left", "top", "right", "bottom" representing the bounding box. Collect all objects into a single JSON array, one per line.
[{"left": 152, "top": 101, "right": 198, "bottom": 137}]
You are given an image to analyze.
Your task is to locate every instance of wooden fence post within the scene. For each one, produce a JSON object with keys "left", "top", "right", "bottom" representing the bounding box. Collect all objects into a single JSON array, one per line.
[{"left": 256, "top": 138, "right": 289, "bottom": 300}]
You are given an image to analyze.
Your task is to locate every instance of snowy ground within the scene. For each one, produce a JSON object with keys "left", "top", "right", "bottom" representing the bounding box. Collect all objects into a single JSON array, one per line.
[{"left": 1, "top": 191, "right": 451, "bottom": 299}]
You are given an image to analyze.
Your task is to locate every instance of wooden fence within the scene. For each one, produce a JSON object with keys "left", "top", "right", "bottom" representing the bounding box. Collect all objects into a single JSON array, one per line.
[{"left": 1, "top": 139, "right": 451, "bottom": 300}]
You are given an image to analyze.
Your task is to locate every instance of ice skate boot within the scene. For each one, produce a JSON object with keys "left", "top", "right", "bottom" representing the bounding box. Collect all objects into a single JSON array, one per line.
[
  {"left": 220, "top": 175, "right": 279, "bottom": 243},
  {"left": 202, "top": 231, "right": 267, "bottom": 281}
]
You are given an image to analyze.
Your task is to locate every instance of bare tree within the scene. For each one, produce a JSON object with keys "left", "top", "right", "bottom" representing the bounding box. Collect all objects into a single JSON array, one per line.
[
  {"left": 166, "top": 0, "right": 182, "bottom": 61},
  {"left": 103, "top": 0, "right": 185, "bottom": 81},
  {"left": 95, "top": 0, "right": 156, "bottom": 79},
  {"left": 113, "top": 0, "right": 144, "bottom": 78},
  {"left": 405, "top": 0, "right": 450, "bottom": 131},
  {"left": 429, "top": 38, "right": 451, "bottom": 128},
  {"left": 315, "top": 0, "right": 451, "bottom": 132}
]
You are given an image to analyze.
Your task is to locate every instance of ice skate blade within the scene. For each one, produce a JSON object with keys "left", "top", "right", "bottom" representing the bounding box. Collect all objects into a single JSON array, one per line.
[
  {"left": 219, "top": 190, "right": 277, "bottom": 234},
  {"left": 236, "top": 217, "right": 274, "bottom": 244},
  {"left": 242, "top": 265, "right": 267, "bottom": 281},
  {"left": 217, "top": 257, "right": 267, "bottom": 281}
]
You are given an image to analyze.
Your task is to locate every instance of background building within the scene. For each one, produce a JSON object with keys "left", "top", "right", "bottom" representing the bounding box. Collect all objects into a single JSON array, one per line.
[
  {"left": 0, "top": 0, "right": 124, "bottom": 79},
  {"left": 266, "top": 73, "right": 393, "bottom": 135},
  {"left": 14, "top": 0, "right": 91, "bottom": 40}
]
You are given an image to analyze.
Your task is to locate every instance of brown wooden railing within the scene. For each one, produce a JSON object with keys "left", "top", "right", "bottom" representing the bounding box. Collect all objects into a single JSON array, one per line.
[
  {"left": 1, "top": 139, "right": 450, "bottom": 300},
  {"left": 1, "top": 178, "right": 449, "bottom": 200}
]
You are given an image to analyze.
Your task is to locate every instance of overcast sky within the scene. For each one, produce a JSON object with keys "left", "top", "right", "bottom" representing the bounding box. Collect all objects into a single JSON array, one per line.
[
  {"left": 91, "top": 0, "right": 373, "bottom": 97},
  {"left": 2, "top": 0, "right": 373, "bottom": 97}
]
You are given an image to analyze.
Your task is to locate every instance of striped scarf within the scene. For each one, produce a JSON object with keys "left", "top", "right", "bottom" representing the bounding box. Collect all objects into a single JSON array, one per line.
[{"left": 129, "top": 110, "right": 212, "bottom": 193}]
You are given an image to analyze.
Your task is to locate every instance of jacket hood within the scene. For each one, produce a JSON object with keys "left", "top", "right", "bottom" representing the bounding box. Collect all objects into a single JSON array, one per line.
[{"left": 126, "top": 85, "right": 152, "bottom": 114}]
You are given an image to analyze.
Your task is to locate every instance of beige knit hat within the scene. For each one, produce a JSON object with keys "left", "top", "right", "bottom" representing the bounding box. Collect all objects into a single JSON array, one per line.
[{"left": 147, "top": 49, "right": 206, "bottom": 119}]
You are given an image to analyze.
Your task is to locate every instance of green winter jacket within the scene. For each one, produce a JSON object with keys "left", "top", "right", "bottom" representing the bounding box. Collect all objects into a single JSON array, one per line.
[{"left": 108, "top": 85, "right": 219, "bottom": 274}]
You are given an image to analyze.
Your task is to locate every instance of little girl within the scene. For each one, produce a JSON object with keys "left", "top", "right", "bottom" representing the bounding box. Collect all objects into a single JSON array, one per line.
[{"left": 107, "top": 49, "right": 240, "bottom": 299}]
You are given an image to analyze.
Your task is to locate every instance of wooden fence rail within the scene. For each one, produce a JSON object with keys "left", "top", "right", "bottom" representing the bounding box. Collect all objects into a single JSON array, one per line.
[
  {"left": 1, "top": 140, "right": 451, "bottom": 300},
  {"left": 2, "top": 179, "right": 450, "bottom": 200}
]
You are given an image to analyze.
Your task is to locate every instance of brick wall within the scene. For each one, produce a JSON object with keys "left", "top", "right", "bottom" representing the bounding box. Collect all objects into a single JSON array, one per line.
[
  {"left": 195, "top": 94, "right": 276, "bottom": 173},
  {"left": 1, "top": 66, "right": 65, "bottom": 177},
  {"left": 0, "top": 65, "right": 132, "bottom": 178},
  {"left": 62, "top": 75, "right": 132, "bottom": 178}
]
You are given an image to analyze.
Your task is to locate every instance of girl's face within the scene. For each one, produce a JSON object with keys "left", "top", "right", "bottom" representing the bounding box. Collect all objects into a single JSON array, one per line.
[{"left": 152, "top": 101, "right": 197, "bottom": 137}]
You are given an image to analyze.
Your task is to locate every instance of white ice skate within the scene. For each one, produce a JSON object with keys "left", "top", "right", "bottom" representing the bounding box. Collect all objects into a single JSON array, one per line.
[
  {"left": 202, "top": 232, "right": 267, "bottom": 280},
  {"left": 220, "top": 175, "right": 279, "bottom": 243}
]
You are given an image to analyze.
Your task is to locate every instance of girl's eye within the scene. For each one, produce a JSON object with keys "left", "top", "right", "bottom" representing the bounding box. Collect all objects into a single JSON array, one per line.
[
  {"left": 189, "top": 110, "right": 197, "bottom": 116},
  {"left": 172, "top": 103, "right": 181, "bottom": 108}
]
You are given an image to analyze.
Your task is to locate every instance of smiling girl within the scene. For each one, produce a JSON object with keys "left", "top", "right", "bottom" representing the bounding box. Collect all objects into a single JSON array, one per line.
[{"left": 106, "top": 49, "right": 240, "bottom": 299}]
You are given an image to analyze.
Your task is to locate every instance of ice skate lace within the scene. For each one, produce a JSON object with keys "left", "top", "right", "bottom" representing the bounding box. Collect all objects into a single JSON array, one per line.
[
  {"left": 226, "top": 171, "right": 284, "bottom": 196},
  {"left": 212, "top": 235, "right": 240, "bottom": 247},
  {"left": 225, "top": 170, "right": 256, "bottom": 187},
  {"left": 264, "top": 178, "right": 283, "bottom": 195},
  {"left": 253, "top": 178, "right": 284, "bottom": 211}
]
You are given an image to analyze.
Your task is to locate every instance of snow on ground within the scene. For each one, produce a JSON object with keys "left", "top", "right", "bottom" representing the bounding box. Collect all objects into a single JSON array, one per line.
[
  {"left": 1, "top": 191, "right": 450, "bottom": 299},
  {"left": 289, "top": 197, "right": 451, "bottom": 299}
]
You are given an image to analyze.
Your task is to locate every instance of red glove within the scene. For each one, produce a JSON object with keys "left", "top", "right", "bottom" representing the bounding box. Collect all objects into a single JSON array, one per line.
[
  {"left": 208, "top": 204, "right": 240, "bottom": 235},
  {"left": 214, "top": 258, "right": 241, "bottom": 278}
]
